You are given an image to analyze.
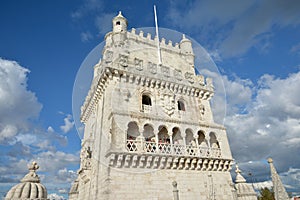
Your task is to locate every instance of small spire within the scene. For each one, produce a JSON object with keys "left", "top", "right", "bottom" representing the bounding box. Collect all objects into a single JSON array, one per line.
[
  {"left": 21, "top": 161, "right": 40, "bottom": 183},
  {"left": 235, "top": 164, "right": 246, "bottom": 183},
  {"left": 28, "top": 161, "right": 39, "bottom": 172},
  {"left": 268, "top": 158, "right": 289, "bottom": 200}
]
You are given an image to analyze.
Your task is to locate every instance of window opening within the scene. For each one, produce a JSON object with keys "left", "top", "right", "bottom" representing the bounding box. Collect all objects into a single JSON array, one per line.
[
  {"left": 142, "top": 95, "right": 152, "bottom": 106},
  {"left": 116, "top": 21, "right": 120, "bottom": 25},
  {"left": 177, "top": 100, "right": 185, "bottom": 111}
]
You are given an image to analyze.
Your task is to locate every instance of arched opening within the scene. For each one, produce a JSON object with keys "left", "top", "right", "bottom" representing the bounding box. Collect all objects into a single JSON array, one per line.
[
  {"left": 143, "top": 124, "right": 154, "bottom": 141},
  {"left": 143, "top": 124, "right": 155, "bottom": 152},
  {"left": 185, "top": 129, "right": 197, "bottom": 156},
  {"left": 116, "top": 21, "right": 120, "bottom": 25},
  {"left": 209, "top": 132, "right": 219, "bottom": 148},
  {"left": 142, "top": 94, "right": 152, "bottom": 106},
  {"left": 177, "top": 100, "right": 185, "bottom": 111},
  {"left": 197, "top": 130, "right": 208, "bottom": 147},
  {"left": 158, "top": 126, "right": 169, "bottom": 143},
  {"left": 127, "top": 121, "right": 139, "bottom": 139},
  {"left": 172, "top": 127, "right": 184, "bottom": 155},
  {"left": 126, "top": 122, "right": 139, "bottom": 152},
  {"left": 172, "top": 127, "right": 183, "bottom": 145},
  {"left": 157, "top": 125, "right": 171, "bottom": 154},
  {"left": 185, "top": 129, "right": 195, "bottom": 145}
]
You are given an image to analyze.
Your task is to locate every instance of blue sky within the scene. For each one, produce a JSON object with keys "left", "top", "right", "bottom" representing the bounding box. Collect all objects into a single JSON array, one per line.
[{"left": 1, "top": 0, "right": 300, "bottom": 199}]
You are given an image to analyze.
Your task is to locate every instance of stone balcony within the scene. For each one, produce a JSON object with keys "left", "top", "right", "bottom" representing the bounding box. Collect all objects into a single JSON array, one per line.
[
  {"left": 126, "top": 140, "right": 221, "bottom": 158},
  {"left": 106, "top": 140, "right": 233, "bottom": 172}
]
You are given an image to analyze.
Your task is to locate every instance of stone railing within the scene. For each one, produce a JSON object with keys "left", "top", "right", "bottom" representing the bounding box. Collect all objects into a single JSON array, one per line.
[
  {"left": 126, "top": 140, "right": 221, "bottom": 158},
  {"left": 141, "top": 104, "right": 151, "bottom": 113}
]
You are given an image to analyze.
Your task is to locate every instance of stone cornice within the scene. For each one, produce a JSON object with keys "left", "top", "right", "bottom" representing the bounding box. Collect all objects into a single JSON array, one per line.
[{"left": 106, "top": 151, "right": 233, "bottom": 172}]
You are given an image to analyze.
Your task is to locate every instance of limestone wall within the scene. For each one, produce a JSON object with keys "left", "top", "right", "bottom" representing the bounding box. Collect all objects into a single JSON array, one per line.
[{"left": 98, "top": 166, "right": 235, "bottom": 200}]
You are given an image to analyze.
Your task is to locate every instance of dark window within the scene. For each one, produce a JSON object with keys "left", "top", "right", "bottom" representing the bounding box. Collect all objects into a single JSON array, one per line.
[
  {"left": 116, "top": 21, "right": 120, "bottom": 25},
  {"left": 178, "top": 101, "right": 185, "bottom": 111},
  {"left": 142, "top": 95, "right": 152, "bottom": 106}
]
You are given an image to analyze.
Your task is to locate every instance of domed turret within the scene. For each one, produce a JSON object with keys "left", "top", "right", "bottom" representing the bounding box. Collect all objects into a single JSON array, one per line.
[
  {"left": 112, "top": 11, "right": 128, "bottom": 33},
  {"left": 111, "top": 11, "right": 128, "bottom": 46},
  {"left": 234, "top": 164, "right": 257, "bottom": 200},
  {"left": 179, "top": 34, "right": 194, "bottom": 65},
  {"left": 5, "top": 162, "right": 48, "bottom": 200}
]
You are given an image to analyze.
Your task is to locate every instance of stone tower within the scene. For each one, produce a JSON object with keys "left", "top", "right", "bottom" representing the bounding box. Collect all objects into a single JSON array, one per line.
[{"left": 70, "top": 11, "right": 242, "bottom": 200}]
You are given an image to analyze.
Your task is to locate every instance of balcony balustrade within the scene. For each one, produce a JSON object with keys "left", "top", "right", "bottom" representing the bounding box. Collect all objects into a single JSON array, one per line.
[{"left": 126, "top": 139, "right": 221, "bottom": 158}]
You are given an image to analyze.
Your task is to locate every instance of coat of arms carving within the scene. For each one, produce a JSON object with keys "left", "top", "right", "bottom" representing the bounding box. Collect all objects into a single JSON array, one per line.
[{"left": 160, "top": 93, "right": 175, "bottom": 116}]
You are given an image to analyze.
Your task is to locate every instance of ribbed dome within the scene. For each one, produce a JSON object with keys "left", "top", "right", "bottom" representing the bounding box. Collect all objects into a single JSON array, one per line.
[{"left": 5, "top": 162, "right": 48, "bottom": 200}]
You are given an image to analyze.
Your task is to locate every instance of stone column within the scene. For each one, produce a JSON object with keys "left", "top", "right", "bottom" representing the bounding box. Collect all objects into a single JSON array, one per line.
[
  {"left": 155, "top": 133, "right": 159, "bottom": 153},
  {"left": 169, "top": 131, "right": 174, "bottom": 154},
  {"left": 172, "top": 181, "right": 179, "bottom": 200},
  {"left": 136, "top": 126, "right": 145, "bottom": 153},
  {"left": 194, "top": 135, "right": 199, "bottom": 156}
]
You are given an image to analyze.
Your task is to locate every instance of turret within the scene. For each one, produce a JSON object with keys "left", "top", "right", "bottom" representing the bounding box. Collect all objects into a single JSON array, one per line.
[
  {"left": 113, "top": 11, "right": 127, "bottom": 33},
  {"left": 179, "top": 34, "right": 194, "bottom": 65},
  {"left": 111, "top": 11, "right": 127, "bottom": 45}
]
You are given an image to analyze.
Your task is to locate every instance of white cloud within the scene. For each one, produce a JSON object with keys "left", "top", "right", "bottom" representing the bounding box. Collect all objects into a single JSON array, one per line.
[
  {"left": 213, "top": 69, "right": 300, "bottom": 192},
  {"left": 253, "top": 180, "right": 273, "bottom": 190},
  {"left": 60, "top": 114, "right": 75, "bottom": 133},
  {"left": 80, "top": 31, "right": 93, "bottom": 42},
  {"left": 71, "top": 0, "right": 103, "bottom": 20},
  {"left": 95, "top": 13, "right": 115, "bottom": 35},
  {"left": 0, "top": 58, "right": 42, "bottom": 143},
  {"left": 48, "top": 193, "right": 65, "bottom": 200},
  {"left": 56, "top": 168, "right": 77, "bottom": 183},
  {"left": 166, "top": 1, "right": 300, "bottom": 58}
]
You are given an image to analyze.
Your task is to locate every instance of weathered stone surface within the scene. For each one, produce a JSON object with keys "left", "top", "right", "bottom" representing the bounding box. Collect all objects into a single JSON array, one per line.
[{"left": 69, "top": 11, "right": 255, "bottom": 200}]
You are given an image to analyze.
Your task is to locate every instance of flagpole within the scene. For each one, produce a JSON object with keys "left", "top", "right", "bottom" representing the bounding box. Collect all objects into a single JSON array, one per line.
[{"left": 154, "top": 5, "right": 162, "bottom": 65}]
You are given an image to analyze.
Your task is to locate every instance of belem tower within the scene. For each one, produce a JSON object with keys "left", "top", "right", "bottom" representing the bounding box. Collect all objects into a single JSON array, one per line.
[{"left": 68, "top": 11, "right": 257, "bottom": 200}]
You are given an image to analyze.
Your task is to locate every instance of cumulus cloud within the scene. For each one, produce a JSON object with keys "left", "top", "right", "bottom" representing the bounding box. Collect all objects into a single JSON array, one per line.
[
  {"left": 47, "top": 193, "right": 66, "bottom": 200},
  {"left": 55, "top": 168, "right": 77, "bottom": 183},
  {"left": 212, "top": 69, "right": 300, "bottom": 192},
  {"left": 60, "top": 114, "right": 75, "bottom": 133},
  {"left": 166, "top": 1, "right": 300, "bottom": 58},
  {"left": 0, "top": 58, "right": 42, "bottom": 143}
]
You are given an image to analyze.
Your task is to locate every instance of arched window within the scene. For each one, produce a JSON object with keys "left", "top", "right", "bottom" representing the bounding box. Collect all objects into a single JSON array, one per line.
[
  {"left": 116, "top": 21, "right": 120, "bottom": 25},
  {"left": 142, "top": 95, "right": 152, "bottom": 106},
  {"left": 197, "top": 130, "right": 208, "bottom": 147},
  {"left": 172, "top": 127, "right": 183, "bottom": 145},
  {"left": 143, "top": 124, "right": 154, "bottom": 141},
  {"left": 209, "top": 132, "right": 219, "bottom": 148},
  {"left": 185, "top": 129, "right": 195, "bottom": 145},
  {"left": 158, "top": 126, "right": 169, "bottom": 143},
  {"left": 126, "top": 122, "right": 139, "bottom": 152},
  {"left": 177, "top": 100, "right": 185, "bottom": 111}
]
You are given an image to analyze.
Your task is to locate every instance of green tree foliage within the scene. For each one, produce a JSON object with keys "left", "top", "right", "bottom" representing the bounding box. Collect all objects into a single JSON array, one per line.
[{"left": 258, "top": 187, "right": 275, "bottom": 200}]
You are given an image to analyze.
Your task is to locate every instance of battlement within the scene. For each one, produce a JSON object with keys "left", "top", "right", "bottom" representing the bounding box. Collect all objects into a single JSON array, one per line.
[
  {"left": 128, "top": 28, "right": 181, "bottom": 51},
  {"left": 105, "top": 27, "right": 193, "bottom": 56}
]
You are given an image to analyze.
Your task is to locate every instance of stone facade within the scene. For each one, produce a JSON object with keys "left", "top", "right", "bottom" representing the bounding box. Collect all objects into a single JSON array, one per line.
[{"left": 69, "top": 11, "right": 255, "bottom": 200}]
